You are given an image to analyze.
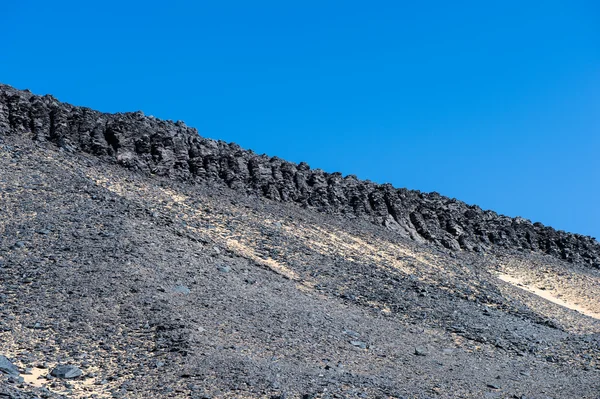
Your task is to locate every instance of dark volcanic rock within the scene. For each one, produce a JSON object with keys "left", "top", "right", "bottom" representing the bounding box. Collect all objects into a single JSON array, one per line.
[
  {"left": 49, "top": 365, "right": 82, "bottom": 379},
  {"left": 1, "top": 83, "right": 598, "bottom": 268},
  {"left": 0, "top": 355, "right": 19, "bottom": 377}
]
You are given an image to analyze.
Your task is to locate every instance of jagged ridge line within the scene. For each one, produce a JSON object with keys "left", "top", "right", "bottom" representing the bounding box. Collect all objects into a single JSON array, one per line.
[{"left": 0, "top": 83, "right": 598, "bottom": 268}]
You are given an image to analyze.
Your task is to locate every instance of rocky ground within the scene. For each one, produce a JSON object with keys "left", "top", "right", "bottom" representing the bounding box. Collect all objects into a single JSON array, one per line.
[{"left": 0, "top": 86, "right": 599, "bottom": 398}]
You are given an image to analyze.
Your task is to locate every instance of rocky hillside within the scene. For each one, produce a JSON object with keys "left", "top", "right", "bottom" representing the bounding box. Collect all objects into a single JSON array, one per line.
[
  {"left": 1, "top": 83, "right": 598, "bottom": 268},
  {"left": 1, "top": 84, "right": 599, "bottom": 398}
]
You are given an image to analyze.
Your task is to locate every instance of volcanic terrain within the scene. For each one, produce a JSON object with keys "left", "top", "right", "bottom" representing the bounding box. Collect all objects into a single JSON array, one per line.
[{"left": 0, "top": 84, "right": 599, "bottom": 398}]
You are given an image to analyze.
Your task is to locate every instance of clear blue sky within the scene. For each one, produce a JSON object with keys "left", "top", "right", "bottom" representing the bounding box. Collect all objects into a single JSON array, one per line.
[{"left": 2, "top": 1, "right": 599, "bottom": 238}]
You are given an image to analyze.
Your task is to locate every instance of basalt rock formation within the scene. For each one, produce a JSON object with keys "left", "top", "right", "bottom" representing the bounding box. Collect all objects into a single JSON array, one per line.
[{"left": 1, "top": 83, "right": 598, "bottom": 268}]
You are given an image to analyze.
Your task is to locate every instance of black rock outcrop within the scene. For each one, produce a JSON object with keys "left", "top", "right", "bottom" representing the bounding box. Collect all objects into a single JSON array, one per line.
[{"left": 1, "top": 83, "right": 598, "bottom": 268}]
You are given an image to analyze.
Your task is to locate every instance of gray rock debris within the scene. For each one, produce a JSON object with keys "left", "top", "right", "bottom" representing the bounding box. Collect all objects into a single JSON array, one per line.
[
  {"left": 0, "top": 355, "right": 19, "bottom": 376},
  {"left": 350, "top": 340, "right": 368, "bottom": 349},
  {"left": 414, "top": 347, "right": 428, "bottom": 356},
  {"left": 50, "top": 365, "right": 83, "bottom": 379},
  {"left": 343, "top": 330, "right": 360, "bottom": 338},
  {"left": 172, "top": 285, "right": 191, "bottom": 295}
]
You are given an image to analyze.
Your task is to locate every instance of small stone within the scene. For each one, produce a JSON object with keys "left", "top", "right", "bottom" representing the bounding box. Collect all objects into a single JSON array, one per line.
[
  {"left": 349, "top": 340, "right": 368, "bottom": 349},
  {"left": 414, "top": 347, "right": 428, "bottom": 356},
  {"left": 217, "top": 265, "right": 231, "bottom": 273},
  {"left": 14, "top": 241, "right": 25, "bottom": 248},
  {"left": 50, "top": 365, "right": 83, "bottom": 379},
  {"left": 7, "top": 375, "right": 24, "bottom": 383},
  {"left": 172, "top": 285, "right": 191, "bottom": 295},
  {"left": 0, "top": 355, "right": 19, "bottom": 376},
  {"left": 486, "top": 383, "right": 500, "bottom": 389}
]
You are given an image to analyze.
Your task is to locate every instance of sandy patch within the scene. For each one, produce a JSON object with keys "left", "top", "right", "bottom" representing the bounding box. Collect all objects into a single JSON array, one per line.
[{"left": 497, "top": 273, "right": 600, "bottom": 320}]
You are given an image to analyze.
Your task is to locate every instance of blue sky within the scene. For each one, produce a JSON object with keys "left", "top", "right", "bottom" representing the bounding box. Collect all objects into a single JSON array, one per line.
[{"left": 2, "top": 1, "right": 599, "bottom": 238}]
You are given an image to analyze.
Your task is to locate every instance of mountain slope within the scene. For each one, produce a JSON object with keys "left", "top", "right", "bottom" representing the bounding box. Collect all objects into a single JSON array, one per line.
[
  {"left": 0, "top": 85, "right": 599, "bottom": 398},
  {"left": 1, "top": 84, "right": 598, "bottom": 268}
]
